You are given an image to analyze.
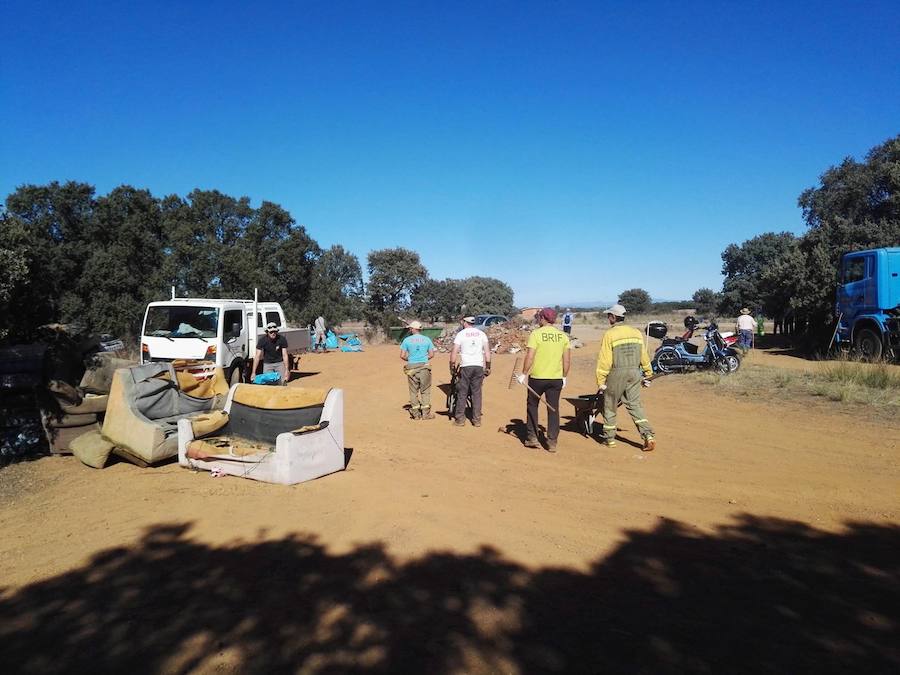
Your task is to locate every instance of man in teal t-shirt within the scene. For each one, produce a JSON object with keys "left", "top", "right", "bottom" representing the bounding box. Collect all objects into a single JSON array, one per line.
[{"left": 400, "top": 320, "right": 436, "bottom": 419}]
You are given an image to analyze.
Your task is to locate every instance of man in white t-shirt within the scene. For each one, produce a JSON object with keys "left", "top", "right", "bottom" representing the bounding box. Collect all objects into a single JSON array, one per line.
[{"left": 450, "top": 316, "right": 492, "bottom": 427}]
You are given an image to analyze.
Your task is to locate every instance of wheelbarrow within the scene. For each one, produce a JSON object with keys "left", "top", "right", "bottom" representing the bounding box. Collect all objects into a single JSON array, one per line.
[{"left": 564, "top": 389, "right": 605, "bottom": 436}]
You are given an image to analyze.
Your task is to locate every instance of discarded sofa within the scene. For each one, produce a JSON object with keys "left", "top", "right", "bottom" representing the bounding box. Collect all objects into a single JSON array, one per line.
[
  {"left": 178, "top": 384, "right": 344, "bottom": 485},
  {"left": 41, "top": 354, "right": 133, "bottom": 456},
  {"left": 102, "top": 362, "right": 229, "bottom": 466}
]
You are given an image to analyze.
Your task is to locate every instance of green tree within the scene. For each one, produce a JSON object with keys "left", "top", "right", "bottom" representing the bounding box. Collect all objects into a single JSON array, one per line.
[
  {"left": 720, "top": 232, "right": 799, "bottom": 320},
  {"left": 0, "top": 214, "right": 31, "bottom": 341},
  {"left": 366, "top": 248, "right": 427, "bottom": 326},
  {"left": 2, "top": 181, "right": 96, "bottom": 338},
  {"left": 77, "top": 186, "right": 166, "bottom": 338},
  {"left": 617, "top": 288, "right": 651, "bottom": 314},
  {"left": 461, "top": 276, "right": 515, "bottom": 316},
  {"left": 691, "top": 288, "right": 721, "bottom": 317},
  {"left": 410, "top": 278, "right": 465, "bottom": 322},
  {"left": 160, "top": 189, "right": 253, "bottom": 297},
  {"left": 303, "top": 245, "right": 365, "bottom": 324},
  {"left": 793, "top": 135, "right": 900, "bottom": 327}
]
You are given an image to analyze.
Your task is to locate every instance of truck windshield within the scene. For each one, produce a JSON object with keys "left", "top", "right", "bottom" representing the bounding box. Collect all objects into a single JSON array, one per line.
[{"left": 145, "top": 306, "right": 219, "bottom": 338}]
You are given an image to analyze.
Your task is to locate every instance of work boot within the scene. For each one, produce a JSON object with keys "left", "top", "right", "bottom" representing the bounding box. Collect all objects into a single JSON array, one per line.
[
  {"left": 642, "top": 435, "right": 656, "bottom": 452},
  {"left": 523, "top": 436, "right": 540, "bottom": 449},
  {"left": 410, "top": 409, "right": 421, "bottom": 420},
  {"left": 602, "top": 437, "right": 617, "bottom": 448},
  {"left": 421, "top": 408, "right": 435, "bottom": 420},
  {"left": 453, "top": 418, "right": 465, "bottom": 427},
  {"left": 547, "top": 438, "right": 558, "bottom": 453},
  {"left": 472, "top": 418, "right": 482, "bottom": 427}
]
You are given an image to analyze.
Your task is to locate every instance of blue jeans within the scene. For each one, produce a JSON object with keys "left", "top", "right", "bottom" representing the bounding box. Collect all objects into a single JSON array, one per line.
[{"left": 739, "top": 329, "right": 753, "bottom": 350}]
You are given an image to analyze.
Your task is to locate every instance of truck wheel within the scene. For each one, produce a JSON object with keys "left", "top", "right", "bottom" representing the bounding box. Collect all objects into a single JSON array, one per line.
[
  {"left": 227, "top": 361, "right": 243, "bottom": 386},
  {"left": 854, "top": 328, "right": 883, "bottom": 361}
]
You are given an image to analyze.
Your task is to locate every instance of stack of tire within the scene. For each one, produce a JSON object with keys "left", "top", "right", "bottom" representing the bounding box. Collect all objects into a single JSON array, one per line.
[{"left": 0, "top": 344, "right": 49, "bottom": 463}]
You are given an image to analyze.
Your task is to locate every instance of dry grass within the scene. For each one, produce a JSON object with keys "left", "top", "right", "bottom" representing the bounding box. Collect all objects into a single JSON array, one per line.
[{"left": 688, "top": 355, "right": 900, "bottom": 418}]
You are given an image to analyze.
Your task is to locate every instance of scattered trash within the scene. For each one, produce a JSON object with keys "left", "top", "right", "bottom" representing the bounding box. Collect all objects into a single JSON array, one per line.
[
  {"left": 432, "top": 321, "right": 536, "bottom": 354},
  {"left": 210, "top": 466, "right": 227, "bottom": 478}
]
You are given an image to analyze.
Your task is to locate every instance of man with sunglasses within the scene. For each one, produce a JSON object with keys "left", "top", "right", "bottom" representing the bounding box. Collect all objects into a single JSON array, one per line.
[{"left": 252, "top": 321, "right": 290, "bottom": 385}]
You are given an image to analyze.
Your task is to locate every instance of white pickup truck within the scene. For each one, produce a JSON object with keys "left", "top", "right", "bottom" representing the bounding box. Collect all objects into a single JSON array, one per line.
[{"left": 140, "top": 297, "right": 310, "bottom": 384}]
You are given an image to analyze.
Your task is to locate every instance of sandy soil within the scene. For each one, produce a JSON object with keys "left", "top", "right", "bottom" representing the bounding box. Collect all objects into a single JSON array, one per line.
[{"left": 1, "top": 337, "right": 898, "bottom": 673}]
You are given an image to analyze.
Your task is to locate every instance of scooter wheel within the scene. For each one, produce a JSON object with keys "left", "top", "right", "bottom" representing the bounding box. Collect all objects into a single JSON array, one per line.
[
  {"left": 717, "top": 354, "right": 741, "bottom": 374},
  {"left": 653, "top": 350, "right": 680, "bottom": 374}
]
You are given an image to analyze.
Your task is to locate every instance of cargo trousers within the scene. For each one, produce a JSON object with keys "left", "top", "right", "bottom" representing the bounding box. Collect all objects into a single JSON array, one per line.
[
  {"left": 455, "top": 365, "right": 484, "bottom": 423},
  {"left": 601, "top": 367, "right": 653, "bottom": 442},
  {"left": 404, "top": 363, "right": 432, "bottom": 417}
]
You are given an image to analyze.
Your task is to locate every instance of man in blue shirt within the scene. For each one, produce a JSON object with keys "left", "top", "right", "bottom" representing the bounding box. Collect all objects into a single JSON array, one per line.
[{"left": 400, "top": 320, "right": 436, "bottom": 419}]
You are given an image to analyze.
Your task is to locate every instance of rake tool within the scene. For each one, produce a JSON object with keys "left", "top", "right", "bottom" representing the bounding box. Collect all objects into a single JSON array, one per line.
[{"left": 507, "top": 356, "right": 557, "bottom": 412}]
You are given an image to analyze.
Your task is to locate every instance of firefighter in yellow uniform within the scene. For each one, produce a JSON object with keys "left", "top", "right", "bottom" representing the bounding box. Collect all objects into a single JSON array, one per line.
[{"left": 595, "top": 304, "right": 656, "bottom": 451}]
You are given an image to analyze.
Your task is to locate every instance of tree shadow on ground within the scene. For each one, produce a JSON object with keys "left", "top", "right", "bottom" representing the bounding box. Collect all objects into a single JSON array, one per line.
[{"left": 1, "top": 516, "right": 897, "bottom": 674}]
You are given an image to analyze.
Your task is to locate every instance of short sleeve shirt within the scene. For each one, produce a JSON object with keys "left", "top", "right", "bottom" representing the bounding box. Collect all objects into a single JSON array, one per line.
[
  {"left": 400, "top": 334, "right": 434, "bottom": 364},
  {"left": 453, "top": 327, "right": 489, "bottom": 367},
  {"left": 526, "top": 325, "right": 570, "bottom": 379},
  {"left": 736, "top": 315, "right": 756, "bottom": 331},
  {"left": 259, "top": 334, "right": 288, "bottom": 363}
]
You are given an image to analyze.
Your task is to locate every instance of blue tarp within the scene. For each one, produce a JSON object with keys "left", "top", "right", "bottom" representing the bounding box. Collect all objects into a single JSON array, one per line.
[{"left": 253, "top": 371, "right": 281, "bottom": 385}]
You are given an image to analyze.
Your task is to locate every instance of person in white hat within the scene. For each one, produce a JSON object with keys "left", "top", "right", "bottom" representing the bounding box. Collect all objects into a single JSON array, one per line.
[
  {"left": 450, "top": 315, "right": 491, "bottom": 426},
  {"left": 595, "top": 304, "right": 655, "bottom": 450},
  {"left": 735, "top": 307, "right": 755, "bottom": 353},
  {"left": 399, "top": 320, "right": 436, "bottom": 419},
  {"left": 252, "top": 321, "right": 290, "bottom": 385}
]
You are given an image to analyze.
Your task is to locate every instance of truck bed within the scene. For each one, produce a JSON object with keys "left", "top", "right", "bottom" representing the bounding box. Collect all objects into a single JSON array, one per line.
[{"left": 257, "top": 327, "right": 310, "bottom": 354}]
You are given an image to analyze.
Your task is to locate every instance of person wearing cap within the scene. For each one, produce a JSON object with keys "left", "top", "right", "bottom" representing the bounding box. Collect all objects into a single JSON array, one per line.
[
  {"left": 400, "top": 320, "right": 436, "bottom": 420},
  {"left": 252, "top": 322, "right": 290, "bottom": 385},
  {"left": 516, "top": 307, "right": 571, "bottom": 451},
  {"left": 562, "top": 309, "right": 573, "bottom": 335},
  {"left": 735, "top": 307, "right": 755, "bottom": 353},
  {"left": 595, "top": 304, "right": 655, "bottom": 451},
  {"left": 450, "top": 315, "right": 492, "bottom": 427}
]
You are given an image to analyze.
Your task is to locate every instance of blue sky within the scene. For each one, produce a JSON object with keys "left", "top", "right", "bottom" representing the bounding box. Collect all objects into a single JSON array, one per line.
[{"left": 2, "top": 1, "right": 898, "bottom": 306}]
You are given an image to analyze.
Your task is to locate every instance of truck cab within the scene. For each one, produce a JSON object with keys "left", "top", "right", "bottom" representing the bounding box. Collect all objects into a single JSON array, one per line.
[
  {"left": 141, "top": 298, "right": 308, "bottom": 384},
  {"left": 835, "top": 248, "right": 900, "bottom": 360}
]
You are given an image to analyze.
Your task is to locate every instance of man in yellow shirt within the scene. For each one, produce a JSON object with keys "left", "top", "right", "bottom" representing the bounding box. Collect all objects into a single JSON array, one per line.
[
  {"left": 595, "top": 304, "right": 655, "bottom": 451},
  {"left": 517, "top": 307, "right": 571, "bottom": 451}
]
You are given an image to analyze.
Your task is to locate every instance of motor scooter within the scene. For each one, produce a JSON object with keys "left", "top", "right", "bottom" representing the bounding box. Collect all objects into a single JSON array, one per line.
[{"left": 649, "top": 319, "right": 741, "bottom": 375}]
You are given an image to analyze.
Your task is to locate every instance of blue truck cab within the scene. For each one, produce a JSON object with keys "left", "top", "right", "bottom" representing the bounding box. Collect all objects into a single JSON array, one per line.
[{"left": 835, "top": 247, "right": 900, "bottom": 359}]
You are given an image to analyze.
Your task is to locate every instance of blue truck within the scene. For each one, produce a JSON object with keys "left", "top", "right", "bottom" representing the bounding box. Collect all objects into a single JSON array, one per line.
[{"left": 835, "top": 247, "right": 900, "bottom": 360}]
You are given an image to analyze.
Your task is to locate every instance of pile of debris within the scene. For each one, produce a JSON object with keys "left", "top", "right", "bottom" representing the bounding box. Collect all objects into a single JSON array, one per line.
[{"left": 432, "top": 321, "right": 537, "bottom": 354}]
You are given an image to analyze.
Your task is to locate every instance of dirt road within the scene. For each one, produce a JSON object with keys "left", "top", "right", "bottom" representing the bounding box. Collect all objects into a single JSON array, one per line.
[{"left": 1, "top": 340, "right": 898, "bottom": 673}]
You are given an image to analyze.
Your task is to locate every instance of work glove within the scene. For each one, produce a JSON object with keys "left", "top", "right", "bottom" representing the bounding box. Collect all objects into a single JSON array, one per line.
[
  {"left": 642, "top": 378, "right": 651, "bottom": 388},
  {"left": 516, "top": 373, "right": 527, "bottom": 385},
  {"left": 598, "top": 384, "right": 607, "bottom": 393},
  {"left": 484, "top": 363, "right": 491, "bottom": 377},
  {"left": 562, "top": 377, "right": 567, "bottom": 389}
]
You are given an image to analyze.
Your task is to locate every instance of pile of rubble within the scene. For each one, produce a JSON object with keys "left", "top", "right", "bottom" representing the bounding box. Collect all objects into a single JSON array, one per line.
[{"left": 432, "top": 321, "right": 538, "bottom": 354}]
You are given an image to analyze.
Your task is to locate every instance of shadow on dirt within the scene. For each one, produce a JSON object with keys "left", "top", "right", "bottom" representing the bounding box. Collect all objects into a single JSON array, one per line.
[{"left": 1, "top": 516, "right": 897, "bottom": 673}]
